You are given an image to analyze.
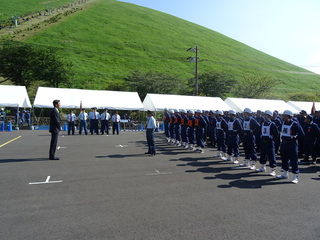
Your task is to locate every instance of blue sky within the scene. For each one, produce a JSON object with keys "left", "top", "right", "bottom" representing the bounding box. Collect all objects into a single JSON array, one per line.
[{"left": 119, "top": 0, "right": 320, "bottom": 74}]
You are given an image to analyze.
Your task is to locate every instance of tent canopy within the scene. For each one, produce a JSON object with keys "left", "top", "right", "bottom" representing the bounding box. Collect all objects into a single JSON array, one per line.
[
  {"left": 0, "top": 85, "right": 31, "bottom": 108},
  {"left": 143, "top": 93, "right": 231, "bottom": 111},
  {"left": 287, "top": 101, "right": 320, "bottom": 114},
  {"left": 33, "top": 87, "right": 144, "bottom": 110},
  {"left": 224, "top": 97, "right": 298, "bottom": 113}
]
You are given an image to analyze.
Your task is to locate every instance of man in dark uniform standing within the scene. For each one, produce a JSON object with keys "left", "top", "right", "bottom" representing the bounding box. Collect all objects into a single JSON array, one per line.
[{"left": 49, "top": 99, "right": 61, "bottom": 160}]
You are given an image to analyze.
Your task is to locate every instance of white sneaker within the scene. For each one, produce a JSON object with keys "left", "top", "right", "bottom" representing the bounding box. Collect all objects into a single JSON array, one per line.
[
  {"left": 225, "top": 155, "right": 232, "bottom": 161},
  {"left": 176, "top": 143, "right": 181, "bottom": 147},
  {"left": 184, "top": 144, "right": 189, "bottom": 149},
  {"left": 213, "top": 151, "right": 222, "bottom": 158},
  {"left": 277, "top": 171, "right": 289, "bottom": 179},
  {"left": 195, "top": 149, "right": 204, "bottom": 153},
  {"left": 256, "top": 166, "right": 266, "bottom": 172},
  {"left": 233, "top": 158, "right": 239, "bottom": 164},
  {"left": 221, "top": 153, "right": 227, "bottom": 160},
  {"left": 250, "top": 165, "right": 256, "bottom": 170},
  {"left": 270, "top": 169, "right": 276, "bottom": 176},
  {"left": 292, "top": 174, "right": 298, "bottom": 184},
  {"left": 239, "top": 159, "right": 250, "bottom": 167}
]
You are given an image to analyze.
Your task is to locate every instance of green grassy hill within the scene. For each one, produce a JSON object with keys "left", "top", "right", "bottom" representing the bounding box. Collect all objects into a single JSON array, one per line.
[
  {"left": 0, "top": 0, "right": 73, "bottom": 21},
  {"left": 1, "top": 0, "right": 320, "bottom": 100}
]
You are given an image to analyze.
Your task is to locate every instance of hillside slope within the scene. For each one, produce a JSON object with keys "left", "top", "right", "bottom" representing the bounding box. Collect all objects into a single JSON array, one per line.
[{"left": 5, "top": 0, "right": 320, "bottom": 99}]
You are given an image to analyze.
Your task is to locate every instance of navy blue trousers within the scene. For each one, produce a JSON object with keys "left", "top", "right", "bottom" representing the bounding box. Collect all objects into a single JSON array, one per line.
[
  {"left": 216, "top": 130, "right": 226, "bottom": 152},
  {"left": 260, "top": 139, "right": 277, "bottom": 168},
  {"left": 227, "top": 134, "right": 240, "bottom": 157},
  {"left": 188, "top": 127, "right": 195, "bottom": 144},
  {"left": 280, "top": 140, "right": 299, "bottom": 174},
  {"left": 146, "top": 129, "right": 156, "bottom": 154},
  {"left": 195, "top": 127, "right": 205, "bottom": 148},
  {"left": 243, "top": 133, "right": 257, "bottom": 160}
]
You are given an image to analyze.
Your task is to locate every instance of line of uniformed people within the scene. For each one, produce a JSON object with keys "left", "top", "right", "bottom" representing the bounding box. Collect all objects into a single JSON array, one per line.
[
  {"left": 66, "top": 107, "right": 121, "bottom": 135},
  {"left": 163, "top": 108, "right": 320, "bottom": 184}
]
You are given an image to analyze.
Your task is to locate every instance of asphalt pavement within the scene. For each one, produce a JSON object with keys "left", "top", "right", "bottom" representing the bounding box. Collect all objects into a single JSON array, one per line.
[{"left": 0, "top": 129, "right": 319, "bottom": 240}]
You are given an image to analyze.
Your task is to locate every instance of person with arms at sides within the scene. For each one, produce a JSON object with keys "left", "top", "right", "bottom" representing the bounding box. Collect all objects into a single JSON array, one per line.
[
  {"left": 277, "top": 110, "right": 304, "bottom": 184},
  {"left": 66, "top": 110, "right": 76, "bottom": 135},
  {"left": 255, "top": 110, "right": 279, "bottom": 176},
  {"left": 49, "top": 99, "right": 61, "bottom": 160},
  {"left": 78, "top": 108, "right": 88, "bottom": 135},
  {"left": 111, "top": 111, "right": 121, "bottom": 135},
  {"left": 145, "top": 111, "right": 157, "bottom": 156},
  {"left": 100, "top": 109, "right": 111, "bottom": 135},
  {"left": 89, "top": 107, "right": 100, "bottom": 135}
]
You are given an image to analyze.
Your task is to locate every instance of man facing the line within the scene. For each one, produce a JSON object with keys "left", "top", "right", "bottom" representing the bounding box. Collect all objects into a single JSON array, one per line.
[
  {"left": 145, "top": 111, "right": 157, "bottom": 156},
  {"left": 49, "top": 99, "right": 61, "bottom": 160}
]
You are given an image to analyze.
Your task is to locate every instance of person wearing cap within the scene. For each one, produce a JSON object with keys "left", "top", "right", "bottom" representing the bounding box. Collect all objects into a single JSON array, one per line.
[
  {"left": 78, "top": 108, "right": 88, "bottom": 135},
  {"left": 239, "top": 108, "right": 260, "bottom": 169},
  {"left": 297, "top": 110, "right": 307, "bottom": 157},
  {"left": 271, "top": 110, "right": 282, "bottom": 154},
  {"left": 187, "top": 110, "right": 196, "bottom": 150},
  {"left": 100, "top": 109, "right": 111, "bottom": 135},
  {"left": 302, "top": 115, "right": 320, "bottom": 164},
  {"left": 254, "top": 110, "right": 264, "bottom": 152},
  {"left": 194, "top": 109, "right": 207, "bottom": 153},
  {"left": 277, "top": 110, "right": 304, "bottom": 183},
  {"left": 49, "top": 99, "right": 61, "bottom": 160},
  {"left": 66, "top": 110, "right": 76, "bottom": 135},
  {"left": 168, "top": 110, "right": 176, "bottom": 145},
  {"left": 89, "top": 107, "right": 100, "bottom": 135},
  {"left": 25, "top": 110, "right": 30, "bottom": 126},
  {"left": 213, "top": 110, "right": 228, "bottom": 159},
  {"left": 180, "top": 109, "right": 189, "bottom": 148},
  {"left": 0, "top": 108, "right": 6, "bottom": 123},
  {"left": 111, "top": 111, "right": 121, "bottom": 135},
  {"left": 163, "top": 108, "right": 171, "bottom": 142},
  {"left": 225, "top": 110, "right": 243, "bottom": 163},
  {"left": 208, "top": 111, "right": 217, "bottom": 148},
  {"left": 173, "top": 109, "right": 182, "bottom": 146},
  {"left": 256, "top": 110, "right": 279, "bottom": 176},
  {"left": 145, "top": 111, "right": 157, "bottom": 156}
]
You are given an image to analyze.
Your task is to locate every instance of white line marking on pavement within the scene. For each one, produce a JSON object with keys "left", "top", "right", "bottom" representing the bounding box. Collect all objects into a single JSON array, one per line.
[
  {"left": 146, "top": 169, "right": 173, "bottom": 176},
  {"left": 29, "top": 176, "right": 62, "bottom": 185},
  {"left": 57, "top": 146, "right": 67, "bottom": 149}
]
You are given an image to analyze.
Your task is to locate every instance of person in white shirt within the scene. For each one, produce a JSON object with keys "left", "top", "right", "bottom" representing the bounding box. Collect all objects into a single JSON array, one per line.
[
  {"left": 145, "top": 111, "right": 157, "bottom": 156},
  {"left": 89, "top": 107, "right": 100, "bottom": 135},
  {"left": 78, "top": 108, "right": 88, "bottom": 135},
  {"left": 111, "top": 111, "right": 121, "bottom": 135},
  {"left": 66, "top": 110, "right": 76, "bottom": 135},
  {"left": 100, "top": 109, "right": 111, "bottom": 135}
]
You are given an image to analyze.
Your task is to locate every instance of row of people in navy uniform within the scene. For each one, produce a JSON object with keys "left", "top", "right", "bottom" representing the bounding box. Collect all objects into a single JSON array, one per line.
[
  {"left": 14, "top": 110, "right": 31, "bottom": 126},
  {"left": 163, "top": 108, "right": 320, "bottom": 184},
  {"left": 66, "top": 108, "right": 120, "bottom": 135}
]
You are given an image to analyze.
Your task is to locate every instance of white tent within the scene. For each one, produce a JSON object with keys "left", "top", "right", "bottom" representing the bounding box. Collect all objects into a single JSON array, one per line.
[
  {"left": 287, "top": 101, "right": 320, "bottom": 114},
  {"left": 224, "top": 97, "right": 298, "bottom": 113},
  {"left": 143, "top": 93, "right": 231, "bottom": 111},
  {"left": 0, "top": 85, "right": 31, "bottom": 108},
  {"left": 33, "top": 87, "right": 144, "bottom": 110}
]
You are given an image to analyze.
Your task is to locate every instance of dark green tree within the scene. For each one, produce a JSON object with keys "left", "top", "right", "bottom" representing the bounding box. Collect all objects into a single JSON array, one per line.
[
  {"left": 0, "top": 40, "right": 73, "bottom": 89},
  {"left": 189, "top": 72, "right": 237, "bottom": 98},
  {"left": 125, "top": 71, "right": 184, "bottom": 100},
  {"left": 233, "top": 75, "right": 279, "bottom": 98}
]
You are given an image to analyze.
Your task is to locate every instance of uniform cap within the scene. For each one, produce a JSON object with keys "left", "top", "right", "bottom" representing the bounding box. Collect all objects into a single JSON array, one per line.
[
  {"left": 228, "top": 109, "right": 236, "bottom": 115},
  {"left": 180, "top": 109, "right": 186, "bottom": 113},
  {"left": 216, "top": 110, "right": 223, "bottom": 115},
  {"left": 243, "top": 108, "right": 252, "bottom": 113},
  {"left": 174, "top": 109, "right": 179, "bottom": 113},
  {"left": 196, "top": 109, "right": 202, "bottom": 113},
  {"left": 283, "top": 110, "right": 293, "bottom": 117},
  {"left": 189, "top": 110, "right": 194, "bottom": 114},
  {"left": 169, "top": 109, "right": 174, "bottom": 114},
  {"left": 164, "top": 108, "right": 168, "bottom": 111},
  {"left": 264, "top": 110, "right": 273, "bottom": 116}
]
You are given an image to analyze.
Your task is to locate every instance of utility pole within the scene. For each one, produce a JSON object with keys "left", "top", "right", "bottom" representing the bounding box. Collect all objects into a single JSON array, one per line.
[{"left": 187, "top": 46, "right": 199, "bottom": 96}]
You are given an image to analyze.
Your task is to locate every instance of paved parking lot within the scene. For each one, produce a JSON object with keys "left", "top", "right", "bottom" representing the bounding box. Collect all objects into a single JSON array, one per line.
[{"left": 0, "top": 130, "right": 319, "bottom": 240}]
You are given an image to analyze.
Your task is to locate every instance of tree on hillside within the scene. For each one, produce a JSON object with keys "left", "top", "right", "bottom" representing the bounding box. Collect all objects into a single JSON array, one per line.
[
  {"left": 125, "top": 71, "right": 184, "bottom": 100},
  {"left": 0, "top": 40, "right": 73, "bottom": 89},
  {"left": 233, "top": 75, "right": 279, "bottom": 98},
  {"left": 187, "top": 72, "right": 237, "bottom": 98}
]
